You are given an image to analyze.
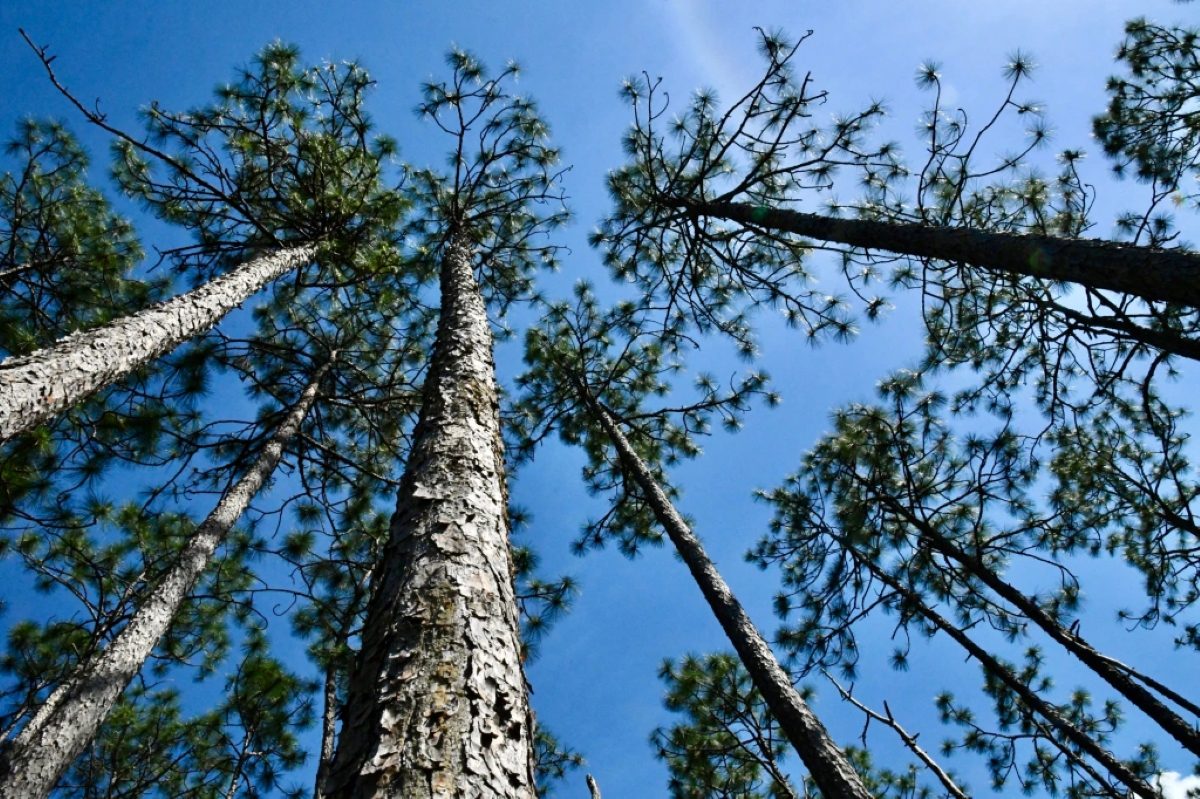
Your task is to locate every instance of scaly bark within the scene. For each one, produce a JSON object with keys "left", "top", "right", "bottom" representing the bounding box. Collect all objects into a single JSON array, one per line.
[
  {"left": 326, "top": 235, "right": 535, "bottom": 798},
  {"left": 685, "top": 200, "right": 1200, "bottom": 310},
  {"left": 588, "top": 402, "right": 872, "bottom": 799},
  {"left": 0, "top": 244, "right": 317, "bottom": 443},
  {"left": 0, "top": 365, "right": 327, "bottom": 799}
]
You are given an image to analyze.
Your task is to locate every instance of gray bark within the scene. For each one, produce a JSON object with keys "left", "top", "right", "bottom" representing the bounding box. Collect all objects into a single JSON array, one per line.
[
  {"left": 0, "top": 244, "right": 317, "bottom": 443},
  {"left": 0, "top": 366, "right": 326, "bottom": 799},
  {"left": 325, "top": 235, "right": 535, "bottom": 798},
  {"left": 585, "top": 774, "right": 601, "bottom": 799},
  {"left": 691, "top": 200, "right": 1200, "bottom": 310},
  {"left": 589, "top": 404, "right": 872, "bottom": 799}
]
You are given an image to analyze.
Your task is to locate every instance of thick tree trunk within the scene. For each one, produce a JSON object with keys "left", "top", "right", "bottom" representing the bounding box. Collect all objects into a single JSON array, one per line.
[
  {"left": 325, "top": 235, "right": 535, "bottom": 798},
  {"left": 589, "top": 403, "right": 872, "bottom": 799},
  {"left": 892, "top": 504, "right": 1200, "bottom": 758},
  {"left": 0, "top": 244, "right": 317, "bottom": 443},
  {"left": 0, "top": 366, "right": 326, "bottom": 799},
  {"left": 688, "top": 200, "right": 1200, "bottom": 309},
  {"left": 860, "top": 555, "right": 1157, "bottom": 799}
]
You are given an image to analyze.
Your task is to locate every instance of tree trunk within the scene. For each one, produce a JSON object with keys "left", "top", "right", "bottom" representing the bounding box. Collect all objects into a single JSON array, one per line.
[
  {"left": 858, "top": 554, "right": 1158, "bottom": 799},
  {"left": 589, "top": 402, "right": 872, "bottom": 799},
  {"left": 315, "top": 660, "right": 339, "bottom": 799},
  {"left": 224, "top": 727, "right": 255, "bottom": 799},
  {"left": 325, "top": 235, "right": 536, "bottom": 798},
  {"left": 0, "top": 365, "right": 326, "bottom": 799},
  {"left": 884, "top": 497, "right": 1200, "bottom": 758},
  {"left": 0, "top": 244, "right": 317, "bottom": 443},
  {"left": 688, "top": 200, "right": 1200, "bottom": 309}
]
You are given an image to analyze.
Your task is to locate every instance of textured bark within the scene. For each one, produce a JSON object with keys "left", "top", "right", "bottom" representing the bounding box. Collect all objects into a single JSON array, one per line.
[
  {"left": 590, "top": 404, "right": 872, "bottom": 799},
  {"left": 0, "top": 244, "right": 317, "bottom": 443},
  {"left": 326, "top": 235, "right": 535, "bottom": 798},
  {"left": 892, "top": 507, "right": 1200, "bottom": 758},
  {"left": 0, "top": 368, "right": 326, "bottom": 799},
  {"left": 689, "top": 200, "right": 1200, "bottom": 309},
  {"left": 862, "top": 559, "right": 1157, "bottom": 799},
  {"left": 585, "top": 774, "right": 601, "bottom": 799}
]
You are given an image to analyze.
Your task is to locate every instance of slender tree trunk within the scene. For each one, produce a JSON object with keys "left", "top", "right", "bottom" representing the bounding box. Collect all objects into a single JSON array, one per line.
[
  {"left": 858, "top": 554, "right": 1157, "bottom": 799},
  {"left": 0, "top": 244, "right": 317, "bottom": 443},
  {"left": 326, "top": 234, "right": 536, "bottom": 798},
  {"left": 685, "top": 200, "right": 1200, "bottom": 309},
  {"left": 224, "top": 727, "right": 255, "bottom": 799},
  {"left": 315, "top": 659, "right": 340, "bottom": 799},
  {"left": 588, "top": 402, "right": 872, "bottom": 799},
  {"left": 887, "top": 499, "right": 1200, "bottom": 757},
  {"left": 0, "top": 365, "right": 326, "bottom": 799}
]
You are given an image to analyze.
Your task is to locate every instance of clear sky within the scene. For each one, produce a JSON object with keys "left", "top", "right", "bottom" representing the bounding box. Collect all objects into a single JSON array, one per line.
[{"left": 2, "top": 1, "right": 1198, "bottom": 797}]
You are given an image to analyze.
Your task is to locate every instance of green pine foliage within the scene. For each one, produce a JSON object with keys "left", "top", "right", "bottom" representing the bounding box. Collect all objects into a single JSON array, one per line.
[{"left": 1, "top": 12, "right": 1199, "bottom": 798}]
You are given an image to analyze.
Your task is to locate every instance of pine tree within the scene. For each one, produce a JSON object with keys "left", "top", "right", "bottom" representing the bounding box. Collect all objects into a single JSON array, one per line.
[
  {"left": 0, "top": 359, "right": 329, "bottom": 797},
  {"left": 595, "top": 28, "right": 1200, "bottom": 349},
  {"left": 751, "top": 371, "right": 1179, "bottom": 797},
  {"left": 2, "top": 38, "right": 403, "bottom": 446},
  {"left": 0, "top": 244, "right": 317, "bottom": 443},
  {"left": 0, "top": 40, "right": 419, "bottom": 795},
  {"left": 653, "top": 652, "right": 802, "bottom": 799},
  {"left": 593, "top": 27, "right": 1200, "bottom": 433},
  {"left": 56, "top": 630, "right": 315, "bottom": 799},
  {"left": 0, "top": 119, "right": 186, "bottom": 529},
  {"left": 325, "top": 50, "right": 567, "bottom": 798},
  {"left": 517, "top": 286, "right": 870, "bottom": 799}
]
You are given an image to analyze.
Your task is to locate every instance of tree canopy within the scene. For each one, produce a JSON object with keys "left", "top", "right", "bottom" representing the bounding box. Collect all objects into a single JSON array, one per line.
[{"left": 1, "top": 5, "right": 1198, "bottom": 798}]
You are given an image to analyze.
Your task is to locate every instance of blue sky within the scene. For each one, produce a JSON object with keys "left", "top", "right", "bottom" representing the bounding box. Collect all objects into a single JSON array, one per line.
[{"left": 2, "top": 1, "right": 1199, "bottom": 797}]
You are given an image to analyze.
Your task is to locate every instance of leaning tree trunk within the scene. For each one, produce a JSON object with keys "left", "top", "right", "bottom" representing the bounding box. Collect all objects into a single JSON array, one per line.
[
  {"left": 884, "top": 498, "right": 1200, "bottom": 758},
  {"left": 685, "top": 200, "right": 1200, "bottom": 310},
  {"left": 0, "top": 244, "right": 317, "bottom": 443},
  {"left": 856, "top": 551, "right": 1158, "bottom": 799},
  {"left": 0, "top": 364, "right": 327, "bottom": 799},
  {"left": 588, "top": 401, "right": 872, "bottom": 799},
  {"left": 325, "top": 234, "right": 536, "bottom": 798}
]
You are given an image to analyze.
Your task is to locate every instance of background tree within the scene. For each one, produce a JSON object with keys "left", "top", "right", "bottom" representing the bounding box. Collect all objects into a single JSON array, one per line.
[
  {"left": 517, "top": 285, "right": 872, "bottom": 799},
  {"left": 1, "top": 37, "right": 405, "bottom": 445},
  {"left": 592, "top": 27, "right": 1200, "bottom": 423},
  {"left": 0, "top": 40, "right": 429, "bottom": 796},
  {"left": 55, "top": 630, "right": 315, "bottom": 799},
  {"left": 751, "top": 370, "right": 1184, "bottom": 797},
  {"left": 653, "top": 652, "right": 802, "bottom": 799}
]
